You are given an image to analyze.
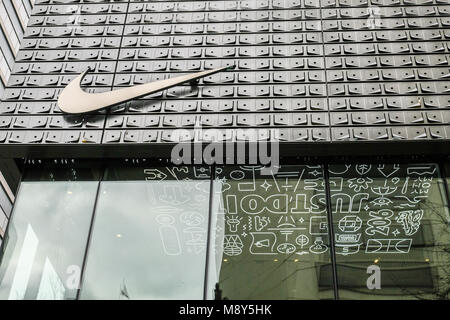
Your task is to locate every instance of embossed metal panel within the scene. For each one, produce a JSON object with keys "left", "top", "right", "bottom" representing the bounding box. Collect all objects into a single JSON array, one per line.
[{"left": 0, "top": 0, "right": 449, "bottom": 157}]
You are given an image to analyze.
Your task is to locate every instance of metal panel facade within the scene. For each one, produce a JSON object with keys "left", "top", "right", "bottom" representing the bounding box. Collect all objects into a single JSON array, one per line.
[{"left": 0, "top": 0, "right": 449, "bottom": 158}]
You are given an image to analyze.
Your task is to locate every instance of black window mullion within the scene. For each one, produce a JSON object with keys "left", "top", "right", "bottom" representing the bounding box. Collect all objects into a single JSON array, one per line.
[
  {"left": 75, "top": 165, "right": 105, "bottom": 300},
  {"left": 203, "top": 165, "right": 216, "bottom": 300},
  {"left": 439, "top": 162, "right": 450, "bottom": 213},
  {"left": 323, "top": 163, "right": 339, "bottom": 300}
]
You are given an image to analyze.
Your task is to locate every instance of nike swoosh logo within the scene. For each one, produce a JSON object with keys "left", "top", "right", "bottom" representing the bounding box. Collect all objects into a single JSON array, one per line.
[{"left": 58, "top": 66, "right": 233, "bottom": 114}]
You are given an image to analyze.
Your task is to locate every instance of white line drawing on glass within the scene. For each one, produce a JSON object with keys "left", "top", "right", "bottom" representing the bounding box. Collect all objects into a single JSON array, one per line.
[
  {"left": 328, "top": 164, "right": 351, "bottom": 175},
  {"left": 277, "top": 216, "right": 296, "bottom": 228},
  {"left": 277, "top": 243, "right": 296, "bottom": 254},
  {"left": 293, "top": 168, "right": 306, "bottom": 192},
  {"left": 307, "top": 169, "right": 322, "bottom": 177},
  {"left": 338, "top": 215, "right": 363, "bottom": 233},
  {"left": 401, "top": 176, "right": 410, "bottom": 194},
  {"left": 304, "top": 178, "right": 325, "bottom": 192},
  {"left": 248, "top": 216, "right": 253, "bottom": 231},
  {"left": 156, "top": 214, "right": 182, "bottom": 256},
  {"left": 335, "top": 243, "right": 362, "bottom": 256},
  {"left": 291, "top": 193, "right": 327, "bottom": 214},
  {"left": 411, "top": 177, "right": 433, "bottom": 195},
  {"left": 407, "top": 165, "right": 436, "bottom": 176},
  {"left": 274, "top": 168, "right": 301, "bottom": 178},
  {"left": 377, "top": 164, "right": 400, "bottom": 178},
  {"left": 332, "top": 193, "right": 369, "bottom": 214},
  {"left": 153, "top": 206, "right": 182, "bottom": 214},
  {"left": 391, "top": 177, "right": 400, "bottom": 185},
  {"left": 195, "top": 181, "right": 210, "bottom": 195},
  {"left": 194, "top": 166, "right": 211, "bottom": 179},
  {"left": 365, "top": 239, "right": 412, "bottom": 254},
  {"left": 260, "top": 180, "right": 272, "bottom": 191},
  {"left": 309, "top": 237, "right": 328, "bottom": 254},
  {"left": 355, "top": 164, "right": 372, "bottom": 176},
  {"left": 347, "top": 177, "right": 373, "bottom": 192},
  {"left": 224, "top": 235, "right": 244, "bottom": 256},
  {"left": 370, "top": 185, "right": 396, "bottom": 207},
  {"left": 184, "top": 227, "right": 207, "bottom": 254},
  {"left": 296, "top": 251, "right": 309, "bottom": 255},
  {"left": 281, "top": 177, "right": 295, "bottom": 191},
  {"left": 366, "top": 209, "right": 394, "bottom": 236},
  {"left": 230, "top": 169, "right": 245, "bottom": 181},
  {"left": 226, "top": 216, "right": 242, "bottom": 233},
  {"left": 392, "top": 229, "right": 400, "bottom": 237},
  {"left": 329, "top": 177, "right": 344, "bottom": 192},
  {"left": 279, "top": 230, "right": 294, "bottom": 241},
  {"left": 224, "top": 195, "right": 238, "bottom": 215},
  {"left": 295, "top": 234, "right": 310, "bottom": 248},
  {"left": 335, "top": 229, "right": 362, "bottom": 256},
  {"left": 144, "top": 168, "right": 167, "bottom": 181},
  {"left": 215, "top": 167, "right": 223, "bottom": 176},
  {"left": 250, "top": 232, "right": 277, "bottom": 255},
  {"left": 335, "top": 233, "right": 361, "bottom": 243},
  {"left": 180, "top": 212, "right": 205, "bottom": 227},
  {"left": 309, "top": 216, "right": 329, "bottom": 235},
  {"left": 238, "top": 166, "right": 257, "bottom": 191},
  {"left": 394, "top": 195, "right": 428, "bottom": 209},
  {"left": 158, "top": 185, "right": 190, "bottom": 205},
  {"left": 240, "top": 194, "right": 288, "bottom": 214},
  {"left": 255, "top": 216, "right": 270, "bottom": 231},
  {"left": 271, "top": 173, "right": 281, "bottom": 192},
  {"left": 217, "top": 176, "right": 231, "bottom": 193},
  {"left": 166, "top": 166, "right": 189, "bottom": 180},
  {"left": 395, "top": 209, "right": 424, "bottom": 236}
]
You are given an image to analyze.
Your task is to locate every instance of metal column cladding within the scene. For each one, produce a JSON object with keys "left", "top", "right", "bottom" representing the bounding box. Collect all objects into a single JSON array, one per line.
[{"left": 0, "top": 0, "right": 449, "bottom": 157}]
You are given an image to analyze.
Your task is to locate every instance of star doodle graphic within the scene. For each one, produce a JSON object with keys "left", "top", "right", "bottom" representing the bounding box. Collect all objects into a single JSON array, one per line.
[
  {"left": 298, "top": 217, "right": 305, "bottom": 224},
  {"left": 364, "top": 205, "right": 370, "bottom": 211},
  {"left": 309, "top": 170, "right": 321, "bottom": 177},
  {"left": 260, "top": 180, "right": 272, "bottom": 191},
  {"left": 219, "top": 177, "right": 227, "bottom": 184}
]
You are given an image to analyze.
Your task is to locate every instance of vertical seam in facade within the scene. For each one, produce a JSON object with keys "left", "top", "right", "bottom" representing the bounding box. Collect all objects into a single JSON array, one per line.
[
  {"left": 319, "top": 1, "right": 332, "bottom": 145},
  {"left": 99, "top": 0, "right": 132, "bottom": 144}
]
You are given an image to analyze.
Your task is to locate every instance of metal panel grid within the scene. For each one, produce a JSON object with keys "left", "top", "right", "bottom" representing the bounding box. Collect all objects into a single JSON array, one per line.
[{"left": 0, "top": 0, "right": 448, "bottom": 157}]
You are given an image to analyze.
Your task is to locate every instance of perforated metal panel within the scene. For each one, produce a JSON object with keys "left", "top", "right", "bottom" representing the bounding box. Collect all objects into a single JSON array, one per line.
[{"left": 0, "top": 0, "right": 449, "bottom": 157}]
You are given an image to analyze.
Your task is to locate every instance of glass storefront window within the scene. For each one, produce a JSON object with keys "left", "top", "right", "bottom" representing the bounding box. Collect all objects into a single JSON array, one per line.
[
  {"left": 328, "top": 164, "right": 450, "bottom": 299},
  {"left": 0, "top": 163, "right": 448, "bottom": 300},
  {"left": 0, "top": 168, "right": 100, "bottom": 300},
  {"left": 79, "top": 166, "right": 211, "bottom": 300},
  {"left": 207, "top": 165, "right": 334, "bottom": 300}
]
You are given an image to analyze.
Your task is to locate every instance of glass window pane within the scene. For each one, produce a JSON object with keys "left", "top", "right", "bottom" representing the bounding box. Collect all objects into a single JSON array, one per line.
[
  {"left": 80, "top": 166, "right": 211, "bottom": 300},
  {"left": 207, "top": 165, "right": 334, "bottom": 300},
  {"left": 328, "top": 164, "right": 450, "bottom": 299},
  {"left": 0, "top": 168, "right": 100, "bottom": 300}
]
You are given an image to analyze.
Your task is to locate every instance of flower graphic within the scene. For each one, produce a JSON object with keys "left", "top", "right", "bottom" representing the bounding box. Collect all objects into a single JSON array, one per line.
[{"left": 348, "top": 177, "right": 373, "bottom": 192}]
